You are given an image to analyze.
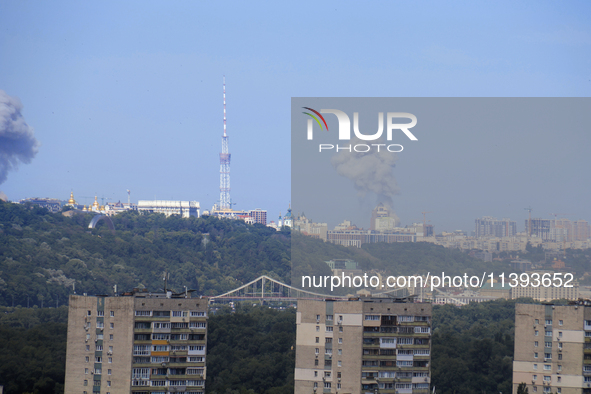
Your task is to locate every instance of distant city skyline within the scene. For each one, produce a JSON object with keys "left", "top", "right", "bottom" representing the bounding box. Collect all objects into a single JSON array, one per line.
[{"left": 1, "top": 2, "right": 590, "bottom": 232}]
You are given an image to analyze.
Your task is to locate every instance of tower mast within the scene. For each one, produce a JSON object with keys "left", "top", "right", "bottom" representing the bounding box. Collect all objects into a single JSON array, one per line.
[{"left": 219, "top": 76, "right": 231, "bottom": 210}]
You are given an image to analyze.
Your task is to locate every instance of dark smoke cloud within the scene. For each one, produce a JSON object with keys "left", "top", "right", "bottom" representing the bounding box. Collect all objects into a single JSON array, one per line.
[
  {"left": 330, "top": 137, "right": 399, "bottom": 208},
  {"left": 0, "top": 90, "right": 39, "bottom": 184}
]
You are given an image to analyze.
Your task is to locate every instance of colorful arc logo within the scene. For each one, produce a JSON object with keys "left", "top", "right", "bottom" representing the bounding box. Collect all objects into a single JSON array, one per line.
[{"left": 302, "top": 107, "right": 328, "bottom": 131}]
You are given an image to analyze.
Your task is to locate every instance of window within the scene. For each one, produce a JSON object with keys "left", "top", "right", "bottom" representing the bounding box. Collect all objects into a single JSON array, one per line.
[
  {"left": 84, "top": 380, "right": 88, "bottom": 386},
  {"left": 134, "top": 310, "right": 152, "bottom": 316},
  {"left": 543, "top": 376, "right": 550, "bottom": 382},
  {"left": 545, "top": 342, "right": 552, "bottom": 348},
  {"left": 327, "top": 315, "right": 333, "bottom": 321},
  {"left": 190, "top": 311, "right": 206, "bottom": 317},
  {"left": 339, "top": 326, "right": 343, "bottom": 332},
  {"left": 172, "top": 311, "right": 183, "bottom": 317},
  {"left": 324, "top": 371, "right": 331, "bottom": 378},
  {"left": 313, "top": 382, "right": 318, "bottom": 388},
  {"left": 95, "top": 356, "right": 102, "bottom": 363},
  {"left": 545, "top": 319, "right": 552, "bottom": 325},
  {"left": 108, "top": 357, "right": 112, "bottom": 363},
  {"left": 535, "top": 330, "right": 539, "bottom": 336},
  {"left": 110, "top": 311, "right": 114, "bottom": 317},
  {"left": 315, "top": 348, "right": 319, "bottom": 355},
  {"left": 338, "top": 360, "right": 342, "bottom": 367},
  {"left": 558, "top": 342, "right": 562, "bottom": 349},
  {"left": 109, "top": 334, "right": 113, "bottom": 340},
  {"left": 132, "top": 368, "right": 150, "bottom": 379},
  {"left": 316, "top": 326, "right": 319, "bottom": 332},
  {"left": 324, "top": 382, "right": 331, "bottom": 389},
  {"left": 365, "top": 315, "right": 380, "bottom": 321},
  {"left": 94, "top": 368, "right": 101, "bottom": 375},
  {"left": 325, "top": 338, "right": 332, "bottom": 344},
  {"left": 97, "top": 311, "right": 104, "bottom": 317},
  {"left": 325, "top": 349, "right": 332, "bottom": 355},
  {"left": 559, "top": 320, "right": 563, "bottom": 326},
  {"left": 533, "top": 364, "right": 537, "bottom": 370},
  {"left": 87, "top": 310, "right": 92, "bottom": 316},
  {"left": 315, "top": 337, "right": 319, "bottom": 343},
  {"left": 338, "top": 349, "right": 342, "bottom": 355},
  {"left": 535, "top": 319, "right": 539, "bottom": 324},
  {"left": 558, "top": 365, "right": 562, "bottom": 371},
  {"left": 96, "top": 322, "right": 104, "bottom": 329},
  {"left": 85, "top": 357, "right": 89, "bottom": 362},
  {"left": 316, "top": 315, "right": 320, "bottom": 321},
  {"left": 110, "top": 323, "right": 114, "bottom": 329},
  {"left": 545, "top": 331, "right": 552, "bottom": 336},
  {"left": 544, "top": 364, "right": 551, "bottom": 370},
  {"left": 533, "top": 387, "right": 537, "bottom": 392},
  {"left": 544, "top": 353, "right": 551, "bottom": 360},
  {"left": 314, "top": 359, "right": 318, "bottom": 366},
  {"left": 558, "top": 353, "right": 562, "bottom": 360},
  {"left": 314, "top": 371, "right": 318, "bottom": 377},
  {"left": 534, "top": 341, "right": 538, "bottom": 347},
  {"left": 326, "top": 326, "right": 333, "bottom": 332},
  {"left": 534, "top": 352, "right": 538, "bottom": 358},
  {"left": 86, "top": 345, "right": 90, "bottom": 351},
  {"left": 85, "top": 368, "right": 89, "bottom": 374},
  {"left": 532, "top": 375, "right": 537, "bottom": 380},
  {"left": 557, "top": 377, "right": 561, "bottom": 383},
  {"left": 108, "top": 369, "right": 112, "bottom": 375},
  {"left": 338, "top": 315, "right": 343, "bottom": 322}
]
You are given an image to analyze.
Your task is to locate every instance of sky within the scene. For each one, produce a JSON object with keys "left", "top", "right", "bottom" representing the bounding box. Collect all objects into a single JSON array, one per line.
[{"left": 0, "top": 1, "right": 590, "bottom": 232}]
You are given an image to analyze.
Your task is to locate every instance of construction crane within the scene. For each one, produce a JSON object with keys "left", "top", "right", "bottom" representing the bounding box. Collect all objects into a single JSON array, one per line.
[{"left": 421, "top": 211, "right": 432, "bottom": 237}]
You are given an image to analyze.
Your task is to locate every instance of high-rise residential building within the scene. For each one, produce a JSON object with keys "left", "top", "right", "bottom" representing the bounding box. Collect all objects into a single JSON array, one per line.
[
  {"left": 370, "top": 203, "right": 401, "bottom": 231},
  {"left": 137, "top": 200, "right": 200, "bottom": 218},
  {"left": 295, "top": 298, "right": 432, "bottom": 394},
  {"left": 510, "top": 272, "right": 579, "bottom": 301},
  {"left": 526, "top": 219, "right": 553, "bottom": 241},
  {"left": 572, "top": 220, "right": 590, "bottom": 242},
  {"left": 64, "top": 291, "right": 208, "bottom": 394},
  {"left": 248, "top": 209, "right": 267, "bottom": 225},
  {"left": 513, "top": 302, "right": 591, "bottom": 394},
  {"left": 474, "top": 216, "right": 517, "bottom": 238}
]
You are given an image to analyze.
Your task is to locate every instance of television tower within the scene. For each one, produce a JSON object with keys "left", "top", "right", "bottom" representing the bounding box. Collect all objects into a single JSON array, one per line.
[{"left": 219, "top": 76, "right": 231, "bottom": 210}]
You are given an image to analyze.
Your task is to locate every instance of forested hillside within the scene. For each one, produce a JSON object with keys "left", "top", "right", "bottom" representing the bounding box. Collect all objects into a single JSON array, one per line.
[{"left": 0, "top": 201, "right": 290, "bottom": 307}]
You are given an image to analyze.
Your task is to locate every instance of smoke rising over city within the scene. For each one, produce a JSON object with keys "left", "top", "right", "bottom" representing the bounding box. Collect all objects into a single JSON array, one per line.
[
  {"left": 330, "top": 137, "right": 399, "bottom": 208},
  {"left": 0, "top": 90, "right": 39, "bottom": 185}
]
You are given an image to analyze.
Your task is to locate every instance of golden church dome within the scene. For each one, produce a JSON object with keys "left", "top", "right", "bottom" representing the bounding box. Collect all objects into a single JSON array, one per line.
[{"left": 67, "top": 191, "right": 76, "bottom": 205}]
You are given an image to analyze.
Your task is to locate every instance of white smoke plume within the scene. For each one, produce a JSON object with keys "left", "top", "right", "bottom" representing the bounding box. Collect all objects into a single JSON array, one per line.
[
  {"left": 0, "top": 90, "right": 40, "bottom": 184},
  {"left": 330, "top": 137, "right": 399, "bottom": 207}
]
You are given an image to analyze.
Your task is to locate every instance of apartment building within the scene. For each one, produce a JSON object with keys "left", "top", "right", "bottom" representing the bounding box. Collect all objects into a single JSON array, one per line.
[
  {"left": 511, "top": 273, "right": 579, "bottom": 301},
  {"left": 64, "top": 291, "right": 208, "bottom": 394},
  {"left": 513, "top": 302, "right": 591, "bottom": 394},
  {"left": 295, "top": 298, "right": 432, "bottom": 394}
]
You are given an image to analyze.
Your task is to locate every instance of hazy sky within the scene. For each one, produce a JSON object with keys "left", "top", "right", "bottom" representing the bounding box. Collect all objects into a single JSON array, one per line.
[{"left": 1, "top": 1, "right": 589, "bottom": 231}]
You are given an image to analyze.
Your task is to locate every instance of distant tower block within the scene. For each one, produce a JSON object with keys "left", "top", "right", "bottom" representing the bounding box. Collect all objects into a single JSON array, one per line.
[{"left": 219, "top": 76, "right": 231, "bottom": 210}]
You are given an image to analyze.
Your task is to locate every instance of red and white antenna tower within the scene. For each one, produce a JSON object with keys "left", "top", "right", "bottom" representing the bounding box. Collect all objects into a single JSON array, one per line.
[{"left": 219, "top": 76, "right": 231, "bottom": 210}]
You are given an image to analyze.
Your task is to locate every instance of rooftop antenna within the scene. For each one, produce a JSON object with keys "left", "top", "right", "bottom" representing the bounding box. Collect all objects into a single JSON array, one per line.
[{"left": 127, "top": 189, "right": 130, "bottom": 205}]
